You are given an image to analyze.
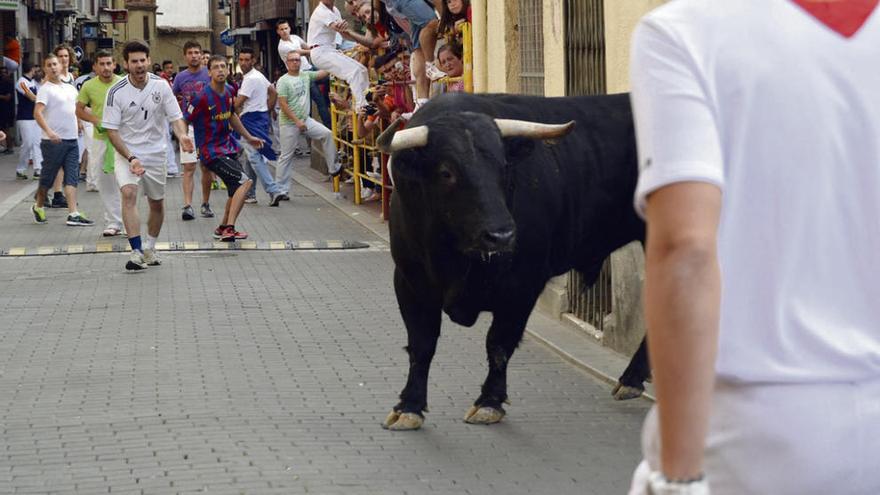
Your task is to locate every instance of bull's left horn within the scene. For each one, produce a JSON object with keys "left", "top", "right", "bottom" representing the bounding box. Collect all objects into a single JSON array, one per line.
[
  {"left": 377, "top": 119, "right": 430, "bottom": 154},
  {"left": 494, "top": 119, "right": 576, "bottom": 139}
]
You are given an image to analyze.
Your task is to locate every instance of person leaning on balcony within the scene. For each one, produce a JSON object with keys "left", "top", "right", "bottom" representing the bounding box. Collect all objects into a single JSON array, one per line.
[{"left": 627, "top": 1, "right": 880, "bottom": 494}]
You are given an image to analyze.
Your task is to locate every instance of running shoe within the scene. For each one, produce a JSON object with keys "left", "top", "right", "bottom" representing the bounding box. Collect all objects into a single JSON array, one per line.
[
  {"left": 126, "top": 250, "right": 148, "bottom": 271},
  {"left": 212, "top": 225, "right": 226, "bottom": 239},
  {"left": 200, "top": 203, "right": 215, "bottom": 218},
  {"left": 31, "top": 204, "right": 47, "bottom": 224},
  {"left": 16, "top": 172, "right": 27, "bottom": 180},
  {"left": 50, "top": 195, "right": 68, "bottom": 209},
  {"left": 66, "top": 213, "right": 95, "bottom": 226},
  {"left": 32, "top": 170, "right": 40, "bottom": 179},
  {"left": 244, "top": 197, "right": 257, "bottom": 204},
  {"left": 220, "top": 226, "right": 248, "bottom": 242},
  {"left": 102, "top": 226, "right": 123, "bottom": 237},
  {"left": 219, "top": 181, "right": 227, "bottom": 190},
  {"left": 182, "top": 205, "right": 195, "bottom": 221},
  {"left": 425, "top": 61, "right": 447, "bottom": 81},
  {"left": 269, "top": 194, "right": 283, "bottom": 207},
  {"left": 143, "top": 248, "right": 161, "bottom": 266}
]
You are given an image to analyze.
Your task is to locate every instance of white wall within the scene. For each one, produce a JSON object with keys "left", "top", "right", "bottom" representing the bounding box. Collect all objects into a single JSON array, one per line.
[{"left": 155, "top": 0, "right": 210, "bottom": 28}]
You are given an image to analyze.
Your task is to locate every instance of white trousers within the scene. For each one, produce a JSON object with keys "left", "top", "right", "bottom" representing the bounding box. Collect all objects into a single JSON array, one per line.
[
  {"left": 310, "top": 47, "right": 370, "bottom": 110},
  {"left": 89, "top": 138, "right": 123, "bottom": 230},
  {"left": 16, "top": 120, "right": 42, "bottom": 173},
  {"left": 630, "top": 378, "right": 880, "bottom": 495},
  {"left": 275, "top": 118, "right": 338, "bottom": 195},
  {"left": 82, "top": 123, "right": 97, "bottom": 187}
]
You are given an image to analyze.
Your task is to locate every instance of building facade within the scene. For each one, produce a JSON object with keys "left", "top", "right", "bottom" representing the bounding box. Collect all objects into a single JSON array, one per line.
[
  {"left": 154, "top": 0, "right": 211, "bottom": 70},
  {"left": 470, "top": 0, "right": 666, "bottom": 356}
]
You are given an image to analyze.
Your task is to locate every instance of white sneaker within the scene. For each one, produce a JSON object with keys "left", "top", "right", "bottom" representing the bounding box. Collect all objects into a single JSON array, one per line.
[
  {"left": 425, "top": 61, "right": 447, "bottom": 81},
  {"left": 125, "top": 250, "right": 148, "bottom": 271},
  {"left": 143, "top": 248, "right": 161, "bottom": 266}
]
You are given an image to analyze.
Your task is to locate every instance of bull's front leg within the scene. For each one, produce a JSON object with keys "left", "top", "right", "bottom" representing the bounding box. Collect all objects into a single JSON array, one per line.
[
  {"left": 383, "top": 268, "right": 441, "bottom": 431},
  {"left": 464, "top": 297, "right": 535, "bottom": 425}
]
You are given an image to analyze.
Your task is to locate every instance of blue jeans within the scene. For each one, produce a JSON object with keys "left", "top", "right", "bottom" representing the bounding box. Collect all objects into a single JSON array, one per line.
[
  {"left": 311, "top": 79, "right": 332, "bottom": 129},
  {"left": 240, "top": 140, "right": 282, "bottom": 197}
]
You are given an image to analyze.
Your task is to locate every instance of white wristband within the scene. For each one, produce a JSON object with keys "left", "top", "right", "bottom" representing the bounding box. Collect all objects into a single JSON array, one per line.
[{"left": 648, "top": 471, "right": 710, "bottom": 495}]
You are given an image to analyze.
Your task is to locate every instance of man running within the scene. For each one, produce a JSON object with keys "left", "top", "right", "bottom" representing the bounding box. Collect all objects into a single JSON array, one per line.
[
  {"left": 75, "top": 50, "right": 125, "bottom": 237},
  {"left": 103, "top": 40, "right": 194, "bottom": 271},
  {"left": 31, "top": 54, "right": 94, "bottom": 227},
  {"left": 276, "top": 51, "right": 341, "bottom": 197},
  {"left": 186, "top": 55, "right": 263, "bottom": 242},
  {"left": 172, "top": 41, "right": 213, "bottom": 221},
  {"left": 234, "top": 46, "right": 283, "bottom": 206}
]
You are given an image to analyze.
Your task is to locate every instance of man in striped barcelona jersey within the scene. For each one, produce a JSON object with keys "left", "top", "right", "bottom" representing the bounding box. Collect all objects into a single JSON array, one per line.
[{"left": 185, "top": 54, "right": 264, "bottom": 242}]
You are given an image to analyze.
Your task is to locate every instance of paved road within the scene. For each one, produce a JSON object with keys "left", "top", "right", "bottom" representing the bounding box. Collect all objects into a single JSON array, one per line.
[{"left": 0, "top": 154, "right": 650, "bottom": 494}]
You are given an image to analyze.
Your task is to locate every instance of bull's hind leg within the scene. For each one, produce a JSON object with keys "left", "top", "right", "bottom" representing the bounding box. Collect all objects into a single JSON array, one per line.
[
  {"left": 613, "top": 336, "right": 650, "bottom": 400},
  {"left": 383, "top": 268, "right": 442, "bottom": 431},
  {"left": 465, "top": 300, "right": 534, "bottom": 425}
]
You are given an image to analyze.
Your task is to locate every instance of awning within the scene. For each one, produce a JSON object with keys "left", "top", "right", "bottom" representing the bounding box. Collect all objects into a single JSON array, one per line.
[{"left": 228, "top": 27, "right": 258, "bottom": 36}]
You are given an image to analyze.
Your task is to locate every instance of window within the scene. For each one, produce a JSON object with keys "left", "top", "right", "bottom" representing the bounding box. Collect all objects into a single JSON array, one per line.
[{"left": 143, "top": 15, "right": 150, "bottom": 44}]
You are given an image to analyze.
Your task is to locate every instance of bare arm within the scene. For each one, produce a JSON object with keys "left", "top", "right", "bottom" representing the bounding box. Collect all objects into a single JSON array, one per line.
[
  {"left": 278, "top": 97, "right": 305, "bottom": 128},
  {"left": 33, "top": 102, "right": 60, "bottom": 142},
  {"left": 105, "top": 127, "right": 132, "bottom": 159},
  {"left": 170, "top": 118, "right": 193, "bottom": 152},
  {"left": 75, "top": 101, "right": 102, "bottom": 126},
  {"left": 267, "top": 84, "right": 277, "bottom": 113},
  {"left": 233, "top": 93, "right": 248, "bottom": 114},
  {"left": 643, "top": 181, "right": 721, "bottom": 480},
  {"left": 18, "top": 82, "right": 36, "bottom": 101}
]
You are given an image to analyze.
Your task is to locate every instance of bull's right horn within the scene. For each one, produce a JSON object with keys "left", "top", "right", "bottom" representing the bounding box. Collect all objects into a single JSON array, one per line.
[
  {"left": 377, "top": 118, "right": 430, "bottom": 154},
  {"left": 494, "top": 119, "right": 576, "bottom": 139}
]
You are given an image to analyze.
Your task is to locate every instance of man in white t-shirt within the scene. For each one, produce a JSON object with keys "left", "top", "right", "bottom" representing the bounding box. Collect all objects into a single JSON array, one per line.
[
  {"left": 104, "top": 41, "right": 194, "bottom": 271},
  {"left": 234, "top": 47, "right": 283, "bottom": 206},
  {"left": 277, "top": 18, "right": 331, "bottom": 128},
  {"left": 627, "top": 2, "right": 880, "bottom": 494},
  {"left": 307, "top": 0, "right": 370, "bottom": 111},
  {"left": 31, "top": 54, "right": 94, "bottom": 227},
  {"left": 15, "top": 61, "right": 42, "bottom": 180}
]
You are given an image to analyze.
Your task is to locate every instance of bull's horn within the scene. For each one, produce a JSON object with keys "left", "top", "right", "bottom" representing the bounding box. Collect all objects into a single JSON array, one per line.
[
  {"left": 377, "top": 119, "right": 429, "bottom": 153},
  {"left": 494, "top": 119, "right": 576, "bottom": 139}
]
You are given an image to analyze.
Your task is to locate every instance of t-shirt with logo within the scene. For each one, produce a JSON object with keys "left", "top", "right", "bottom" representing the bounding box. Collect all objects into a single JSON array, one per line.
[
  {"left": 102, "top": 74, "right": 183, "bottom": 165},
  {"left": 185, "top": 84, "right": 241, "bottom": 163},
  {"left": 35, "top": 80, "right": 79, "bottom": 140},
  {"left": 171, "top": 67, "right": 210, "bottom": 113},
  {"left": 631, "top": 0, "right": 880, "bottom": 383},
  {"left": 16, "top": 76, "right": 37, "bottom": 120},
  {"left": 77, "top": 74, "right": 123, "bottom": 139},
  {"left": 276, "top": 71, "right": 318, "bottom": 125},
  {"left": 75, "top": 72, "right": 94, "bottom": 91}
]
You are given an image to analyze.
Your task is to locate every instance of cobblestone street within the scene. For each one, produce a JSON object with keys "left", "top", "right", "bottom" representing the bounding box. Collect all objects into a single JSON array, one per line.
[{"left": 0, "top": 156, "right": 650, "bottom": 494}]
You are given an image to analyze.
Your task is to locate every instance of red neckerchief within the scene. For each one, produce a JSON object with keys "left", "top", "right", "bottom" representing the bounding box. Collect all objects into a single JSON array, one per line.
[{"left": 791, "top": 0, "right": 879, "bottom": 37}]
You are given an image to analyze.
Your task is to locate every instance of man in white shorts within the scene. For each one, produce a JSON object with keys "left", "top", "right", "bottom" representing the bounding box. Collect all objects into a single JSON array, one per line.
[
  {"left": 628, "top": 2, "right": 880, "bottom": 494},
  {"left": 307, "top": 0, "right": 370, "bottom": 111},
  {"left": 104, "top": 40, "right": 194, "bottom": 271},
  {"left": 172, "top": 40, "right": 214, "bottom": 220}
]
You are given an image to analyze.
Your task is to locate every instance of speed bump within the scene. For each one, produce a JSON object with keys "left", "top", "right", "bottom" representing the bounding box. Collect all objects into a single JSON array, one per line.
[{"left": 0, "top": 240, "right": 371, "bottom": 257}]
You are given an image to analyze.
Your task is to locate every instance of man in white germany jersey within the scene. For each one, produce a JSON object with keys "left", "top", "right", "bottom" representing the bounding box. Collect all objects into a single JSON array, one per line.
[{"left": 103, "top": 40, "right": 194, "bottom": 271}]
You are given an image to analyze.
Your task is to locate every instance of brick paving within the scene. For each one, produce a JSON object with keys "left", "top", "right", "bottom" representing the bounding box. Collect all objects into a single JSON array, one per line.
[{"left": 0, "top": 152, "right": 650, "bottom": 494}]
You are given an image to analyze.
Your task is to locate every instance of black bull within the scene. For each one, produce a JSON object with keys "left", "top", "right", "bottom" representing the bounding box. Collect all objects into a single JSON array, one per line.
[{"left": 378, "top": 92, "right": 650, "bottom": 430}]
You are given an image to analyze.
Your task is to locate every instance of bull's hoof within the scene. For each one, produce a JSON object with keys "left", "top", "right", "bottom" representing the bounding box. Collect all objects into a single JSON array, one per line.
[
  {"left": 463, "top": 405, "right": 505, "bottom": 425},
  {"left": 612, "top": 382, "right": 644, "bottom": 401},
  {"left": 381, "top": 410, "right": 424, "bottom": 431}
]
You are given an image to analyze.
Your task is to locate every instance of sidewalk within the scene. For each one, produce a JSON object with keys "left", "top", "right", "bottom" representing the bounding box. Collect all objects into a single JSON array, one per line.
[{"left": 0, "top": 149, "right": 651, "bottom": 494}]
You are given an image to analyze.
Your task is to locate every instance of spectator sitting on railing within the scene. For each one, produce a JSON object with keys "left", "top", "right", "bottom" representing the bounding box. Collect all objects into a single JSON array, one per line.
[
  {"left": 437, "top": 0, "right": 471, "bottom": 43},
  {"left": 437, "top": 43, "right": 464, "bottom": 93}
]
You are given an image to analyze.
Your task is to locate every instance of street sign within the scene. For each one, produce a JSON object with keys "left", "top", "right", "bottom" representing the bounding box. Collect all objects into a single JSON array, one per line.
[
  {"left": 73, "top": 46, "right": 84, "bottom": 62},
  {"left": 220, "top": 29, "right": 235, "bottom": 47},
  {"left": 82, "top": 25, "right": 99, "bottom": 39}
]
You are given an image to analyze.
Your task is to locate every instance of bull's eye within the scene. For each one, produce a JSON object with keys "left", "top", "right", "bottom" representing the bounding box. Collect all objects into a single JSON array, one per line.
[{"left": 437, "top": 165, "right": 456, "bottom": 185}]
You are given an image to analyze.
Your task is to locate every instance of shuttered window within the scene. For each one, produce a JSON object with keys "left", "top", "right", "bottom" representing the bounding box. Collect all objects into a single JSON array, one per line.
[{"left": 518, "top": 0, "right": 544, "bottom": 96}]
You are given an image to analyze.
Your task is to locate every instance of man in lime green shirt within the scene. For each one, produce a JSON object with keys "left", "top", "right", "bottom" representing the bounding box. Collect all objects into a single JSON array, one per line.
[
  {"left": 75, "top": 49, "right": 124, "bottom": 237},
  {"left": 275, "top": 50, "right": 340, "bottom": 196}
]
